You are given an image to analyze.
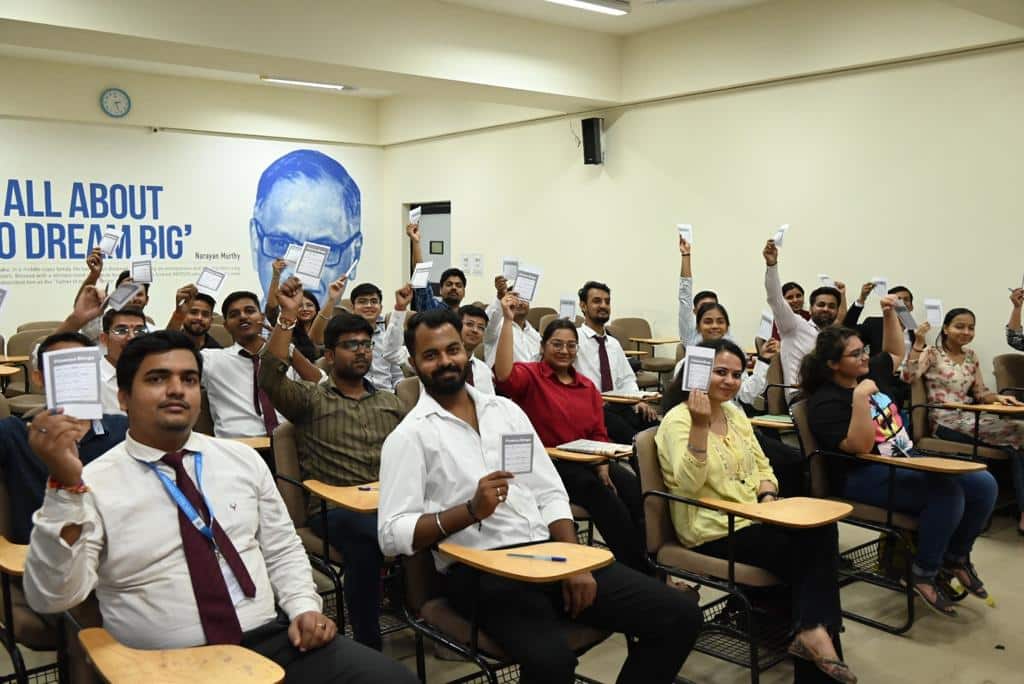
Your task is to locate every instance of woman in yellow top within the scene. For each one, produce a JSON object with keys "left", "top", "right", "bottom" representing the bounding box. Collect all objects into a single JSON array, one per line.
[{"left": 656, "top": 339, "right": 854, "bottom": 684}]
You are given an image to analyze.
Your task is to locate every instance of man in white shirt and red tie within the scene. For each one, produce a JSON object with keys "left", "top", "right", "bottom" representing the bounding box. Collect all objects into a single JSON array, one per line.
[
  {"left": 483, "top": 275, "right": 541, "bottom": 367},
  {"left": 23, "top": 330, "right": 416, "bottom": 683},
  {"left": 574, "top": 281, "right": 659, "bottom": 444}
]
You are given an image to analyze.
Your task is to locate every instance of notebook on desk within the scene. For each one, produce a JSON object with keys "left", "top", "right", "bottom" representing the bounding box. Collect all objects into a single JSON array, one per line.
[{"left": 555, "top": 439, "right": 633, "bottom": 456}]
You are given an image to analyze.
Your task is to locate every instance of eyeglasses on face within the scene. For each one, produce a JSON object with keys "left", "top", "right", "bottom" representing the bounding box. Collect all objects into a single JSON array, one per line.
[
  {"left": 843, "top": 347, "right": 869, "bottom": 359},
  {"left": 547, "top": 341, "right": 578, "bottom": 352},
  {"left": 354, "top": 297, "right": 381, "bottom": 307},
  {"left": 336, "top": 339, "right": 374, "bottom": 352},
  {"left": 110, "top": 325, "right": 149, "bottom": 338},
  {"left": 252, "top": 218, "right": 362, "bottom": 268}
]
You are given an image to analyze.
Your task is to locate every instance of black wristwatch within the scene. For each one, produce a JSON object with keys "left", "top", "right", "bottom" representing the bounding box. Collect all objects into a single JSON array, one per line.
[{"left": 757, "top": 491, "right": 778, "bottom": 503}]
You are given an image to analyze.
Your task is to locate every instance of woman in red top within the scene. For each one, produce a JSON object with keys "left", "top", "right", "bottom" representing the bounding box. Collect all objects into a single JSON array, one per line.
[{"left": 493, "top": 293, "right": 646, "bottom": 572}]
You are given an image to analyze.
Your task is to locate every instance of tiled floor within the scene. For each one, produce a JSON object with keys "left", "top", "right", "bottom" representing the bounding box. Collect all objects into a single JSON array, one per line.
[{"left": 3, "top": 517, "right": 1020, "bottom": 683}]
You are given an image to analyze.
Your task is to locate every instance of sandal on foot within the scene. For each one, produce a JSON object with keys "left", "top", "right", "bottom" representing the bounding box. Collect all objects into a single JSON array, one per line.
[
  {"left": 908, "top": 572, "right": 958, "bottom": 617},
  {"left": 943, "top": 560, "right": 988, "bottom": 600},
  {"left": 787, "top": 637, "right": 858, "bottom": 684}
]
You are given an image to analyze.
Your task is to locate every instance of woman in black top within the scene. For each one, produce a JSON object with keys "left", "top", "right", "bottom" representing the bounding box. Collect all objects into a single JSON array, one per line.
[{"left": 802, "top": 299, "right": 997, "bottom": 617}]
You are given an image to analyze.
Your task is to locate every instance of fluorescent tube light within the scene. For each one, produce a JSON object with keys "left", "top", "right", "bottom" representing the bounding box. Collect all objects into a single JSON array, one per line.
[
  {"left": 545, "top": 0, "right": 629, "bottom": 15},
  {"left": 259, "top": 76, "right": 351, "bottom": 91}
]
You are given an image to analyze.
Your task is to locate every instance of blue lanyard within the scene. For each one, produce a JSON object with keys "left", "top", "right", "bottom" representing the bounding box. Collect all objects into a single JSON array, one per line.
[{"left": 144, "top": 453, "right": 218, "bottom": 542}]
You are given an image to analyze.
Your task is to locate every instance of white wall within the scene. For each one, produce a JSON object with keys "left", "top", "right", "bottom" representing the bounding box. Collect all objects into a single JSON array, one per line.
[{"left": 384, "top": 45, "right": 1024, "bottom": 385}]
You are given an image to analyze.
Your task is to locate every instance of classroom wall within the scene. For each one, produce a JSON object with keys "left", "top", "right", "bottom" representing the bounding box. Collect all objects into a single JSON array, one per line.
[{"left": 383, "top": 45, "right": 1024, "bottom": 385}]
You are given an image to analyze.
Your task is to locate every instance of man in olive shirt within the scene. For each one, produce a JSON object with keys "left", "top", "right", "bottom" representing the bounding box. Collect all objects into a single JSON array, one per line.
[{"left": 260, "top": 276, "right": 404, "bottom": 651}]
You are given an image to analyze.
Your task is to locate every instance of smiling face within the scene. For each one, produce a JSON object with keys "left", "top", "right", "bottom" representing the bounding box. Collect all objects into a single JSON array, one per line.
[
  {"left": 706, "top": 349, "right": 746, "bottom": 403},
  {"left": 541, "top": 328, "right": 578, "bottom": 374},
  {"left": 223, "top": 296, "right": 264, "bottom": 345},
  {"left": 183, "top": 299, "right": 213, "bottom": 337},
  {"left": 810, "top": 292, "right": 840, "bottom": 328},
  {"left": 410, "top": 322, "right": 471, "bottom": 396},
  {"left": 460, "top": 314, "right": 487, "bottom": 352},
  {"left": 298, "top": 293, "right": 318, "bottom": 323},
  {"left": 784, "top": 287, "right": 805, "bottom": 313},
  {"left": 580, "top": 288, "right": 611, "bottom": 327},
  {"left": 943, "top": 312, "right": 976, "bottom": 348},
  {"left": 697, "top": 306, "right": 729, "bottom": 341},
  {"left": 119, "top": 349, "right": 201, "bottom": 434},
  {"left": 827, "top": 336, "right": 870, "bottom": 384}
]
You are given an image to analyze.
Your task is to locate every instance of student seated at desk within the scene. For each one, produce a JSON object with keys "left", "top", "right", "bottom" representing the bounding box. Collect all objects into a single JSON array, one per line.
[
  {"left": 657, "top": 338, "right": 854, "bottom": 684},
  {"left": 378, "top": 309, "right": 699, "bottom": 684},
  {"left": 260, "top": 276, "right": 406, "bottom": 650},
  {"left": 23, "top": 330, "right": 415, "bottom": 684},
  {"left": 803, "top": 300, "right": 997, "bottom": 617},
  {"left": 901, "top": 307, "right": 1024, "bottom": 534},
  {"left": 459, "top": 304, "right": 496, "bottom": 394},
  {"left": 1007, "top": 288, "right": 1024, "bottom": 351},
  {"left": 483, "top": 275, "right": 540, "bottom": 367},
  {"left": 264, "top": 258, "right": 324, "bottom": 362},
  {"left": 492, "top": 294, "right": 646, "bottom": 573}
]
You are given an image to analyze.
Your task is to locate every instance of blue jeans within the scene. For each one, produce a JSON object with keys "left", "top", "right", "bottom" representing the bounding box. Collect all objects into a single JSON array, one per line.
[
  {"left": 935, "top": 424, "right": 1024, "bottom": 512},
  {"left": 842, "top": 463, "right": 997, "bottom": 577},
  {"left": 309, "top": 508, "right": 383, "bottom": 650}
]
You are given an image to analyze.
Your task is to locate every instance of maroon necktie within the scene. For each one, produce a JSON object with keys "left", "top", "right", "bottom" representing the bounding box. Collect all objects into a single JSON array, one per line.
[
  {"left": 240, "top": 350, "right": 279, "bottom": 435},
  {"left": 594, "top": 336, "right": 614, "bottom": 392},
  {"left": 161, "top": 450, "right": 256, "bottom": 645}
]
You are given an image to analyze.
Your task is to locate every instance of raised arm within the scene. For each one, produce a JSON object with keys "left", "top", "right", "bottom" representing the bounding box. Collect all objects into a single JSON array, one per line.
[
  {"left": 763, "top": 240, "right": 800, "bottom": 335},
  {"left": 263, "top": 259, "right": 287, "bottom": 324},
  {"left": 493, "top": 292, "right": 519, "bottom": 382},
  {"left": 165, "top": 284, "right": 198, "bottom": 331},
  {"left": 378, "top": 285, "right": 413, "bottom": 364},
  {"left": 54, "top": 285, "right": 106, "bottom": 335},
  {"left": 309, "top": 275, "right": 348, "bottom": 345},
  {"left": 258, "top": 277, "right": 315, "bottom": 422},
  {"left": 843, "top": 282, "right": 873, "bottom": 328},
  {"left": 74, "top": 248, "right": 104, "bottom": 300},
  {"left": 677, "top": 237, "right": 696, "bottom": 342},
  {"left": 878, "top": 295, "right": 905, "bottom": 368},
  {"left": 1007, "top": 289, "right": 1024, "bottom": 351},
  {"left": 835, "top": 280, "right": 848, "bottom": 322}
]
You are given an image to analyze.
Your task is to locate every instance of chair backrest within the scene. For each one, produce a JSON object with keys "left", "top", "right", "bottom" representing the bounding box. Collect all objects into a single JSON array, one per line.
[
  {"left": 789, "top": 401, "right": 829, "bottom": 498},
  {"left": 0, "top": 396, "right": 9, "bottom": 420},
  {"left": 315, "top": 356, "right": 330, "bottom": 373},
  {"left": 634, "top": 427, "right": 676, "bottom": 555},
  {"left": 15, "top": 321, "right": 63, "bottom": 333},
  {"left": 525, "top": 307, "right": 556, "bottom": 331},
  {"left": 993, "top": 353, "right": 1024, "bottom": 397},
  {"left": 606, "top": 318, "right": 654, "bottom": 355},
  {"left": 193, "top": 388, "right": 215, "bottom": 436},
  {"left": 6, "top": 332, "right": 49, "bottom": 394},
  {"left": 272, "top": 422, "right": 309, "bottom": 528},
  {"left": 211, "top": 312, "right": 224, "bottom": 324},
  {"left": 207, "top": 324, "right": 233, "bottom": 348},
  {"left": 0, "top": 461, "right": 12, "bottom": 541},
  {"left": 675, "top": 343, "right": 684, "bottom": 362},
  {"left": 395, "top": 377, "right": 421, "bottom": 413},
  {"left": 909, "top": 376, "right": 930, "bottom": 443},
  {"left": 538, "top": 313, "right": 558, "bottom": 336},
  {"left": 765, "top": 353, "right": 786, "bottom": 415}
]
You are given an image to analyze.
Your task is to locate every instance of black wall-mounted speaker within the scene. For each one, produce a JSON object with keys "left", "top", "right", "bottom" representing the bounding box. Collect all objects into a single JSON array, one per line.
[{"left": 582, "top": 117, "right": 604, "bottom": 165}]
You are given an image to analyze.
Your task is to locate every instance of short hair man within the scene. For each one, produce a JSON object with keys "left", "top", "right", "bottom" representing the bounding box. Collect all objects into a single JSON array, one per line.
[
  {"left": 458, "top": 304, "right": 495, "bottom": 394},
  {"left": 482, "top": 275, "right": 540, "bottom": 367},
  {"left": 250, "top": 150, "right": 362, "bottom": 303},
  {"left": 575, "top": 280, "right": 659, "bottom": 443},
  {"left": 200, "top": 290, "right": 322, "bottom": 438},
  {"left": 260, "top": 277, "right": 406, "bottom": 650},
  {"left": 24, "top": 330, "right": 415, "bottom": 683},
  {"left": 338, "top": 282, "right": 410, "bottom": 391},
  {"left": 167, "top": 286, "right": 222, "bottom": 350},
  {"left": 0, "top": 332, "right": 127, "bottom": 545},
  {"left": 378, "top": 309, "right": 700, "bottom": 683},
  {"left": 405, "top": 223, "right": 466, "bottom": 312}
]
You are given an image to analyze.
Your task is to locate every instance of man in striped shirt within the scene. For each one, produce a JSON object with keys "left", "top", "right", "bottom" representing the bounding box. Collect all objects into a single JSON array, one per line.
[{"left": 260, "top": 276, "right": 405, "bottom": 651}]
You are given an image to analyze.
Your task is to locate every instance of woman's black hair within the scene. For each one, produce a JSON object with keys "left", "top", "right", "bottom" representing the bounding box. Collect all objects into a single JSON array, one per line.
[
  {"left": 695, "top": 301, "right": 731, "bottom": 333},
  {"left": 541, "top": 318, "right": 579, "bottom": 345},
  {"left": 938, "top": 307, "right": 974, "bottom": 352},
  {"left": 662, "top": 338, "right": 747, "bottom": 412},
  {"left": 798, "top": 326, "right": 862, "bottom": 396}
]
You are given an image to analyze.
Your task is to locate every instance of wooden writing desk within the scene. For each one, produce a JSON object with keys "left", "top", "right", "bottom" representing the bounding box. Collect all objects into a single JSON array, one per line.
[
  {"left": 856, "top": 453, "right": 986, "bottom": 473},
  {"left": 0, "top": 366, "right": 19, "bottom": 377},
  {"left": 231, "top": 436, "right": 271, "bottom": 450},
  {"left": 699, "top": 497, "right": 852, "bottom": 528},
  {"left": 628, "top": 337, "right": 679, "bottom": 346},
  {"left": 935, "top": 402, "right": 1024, "bottom": 458},
  {"left": 0, "top": 356, "right": 30, "bottom": 364},
  {"left": 304, "top": 480, "right": 380, "bottom": 512},
  {"left": 0, "top": 537, "right": 27, "bottom": 577},
  {"left": 602, "top": 392, "right": 661, "bottom": 406},
  {"left": 438, "top": 541, "right": 613, "bottom": 582},
  {"left": 78, "top": 627, "right": 284, "bottom": 683},
  {"left": 546, "top": 447, "right": 631, "bottom": 464},
  {"left": 623, "top": 350, "right": 649, "bottom": 357},
  {"left": 749, "top": 416, "right": 794, "bottom": 430}
]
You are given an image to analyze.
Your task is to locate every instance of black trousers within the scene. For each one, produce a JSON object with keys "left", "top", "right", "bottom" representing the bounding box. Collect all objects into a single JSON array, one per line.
[
  {"left": 241, "top": 617, "right": 418, "bottom": 684},
  {"left": 444, "top": 560, "right": 701, "bottom": 684},
  {"left": 754, "top": 428, "right": 806, "bottom": 498},
  {"left": 694, "top": 522, "right": 842, "bottom": 631},
  {"left": 554, "top": 459, "right": 647, "bottom": 572},
  {"left": 603, "top": 403, "right": 659, "bottom": 445}
]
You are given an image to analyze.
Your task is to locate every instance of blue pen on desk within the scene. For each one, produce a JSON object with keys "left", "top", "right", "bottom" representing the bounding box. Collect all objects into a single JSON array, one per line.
[
  {"left": 507, "top": 553, "right": 568, "bottom": 562},
  {"left": 358, "top": 486, "right": 377, "bottom": 491}
]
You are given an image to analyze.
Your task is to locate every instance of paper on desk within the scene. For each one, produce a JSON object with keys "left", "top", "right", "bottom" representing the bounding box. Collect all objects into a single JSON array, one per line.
[
  {"left": 677, "top": 223, "right": 693, "bottom": 244},
  {"left": 501, "top": 433, "right": 534, "bottom": 474},
  {"left": 925, "top": 299, "right": 943, "bottom": 328},
  {"left": 871, "top": 276, "right": 888, "bottom": 299},
  {"left": 130, "top": 259, "right": 153, "bottom": 284},
  {"left": 501, "top": 257, "right": 519, "bottom": 283},
  {"left": 107, "top": 282, "right": 145, "bottom": 311},
  {"left": 558, "top": 296, "right": 576, "bottom": 320},
  {"left": 43, "top": 346, "right": 102, "bottom": 420},
  {"left": 556, "top": 439, "right": 632, "bottom": 456},
  {"left": 411, "top": 261, "right": 433, "bottom": 289},
  {"left": 282, "top": 243, "right": 303, "bottom": 265},
  {"left": 817, "top": 274, "right": 835, "bottom": 288},
  {"left": 98, "top": 228, "right": 122, "bottom": 257},
  {"left": 894, "top": 301, "right": 917, "bottom": 330},
  {"left": 408, "top": 206, "right": 422, "bottom": 225},
  {"left": 682, "top": 344, "right": 715, "bottom": 392},
  {"left": 756, "top": 310, "right": 774, "bottom": 341},
  {"left": 296, "top": 241, "right": 330, "bottom": 288},
  {"left": 771, "top": 224, "right": 790, "bottom": 247},
  {"left": 196, "top": 267, "right": 227, "bottom": 297},
  {"left": 513, "top": 265, "right": 542, "bottom": 302}
]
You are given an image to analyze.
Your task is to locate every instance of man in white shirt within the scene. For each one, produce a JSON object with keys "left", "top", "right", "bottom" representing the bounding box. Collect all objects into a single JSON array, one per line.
[
  {"left": 459, "top": 304, "right": 495, "bottom": 394},
  {"left": 378, "top": 308, "right": 700, "bottom": 684},
  {"left": 483, "top": 275, "right": 540, "bottom": 367},
  {"left": 763, "top": 240, "right": 842, "bottom": 399},
  {"left": 201, "top": 290, "right": 323, "bottom": 438},
  {"left": 348, "top": 282, "right": 410, "bottom": 391},
  {"left": 23, "top": 330, "right": 415, "bottom": 683},
  {"left": 575, "top": 281, "right": 658, "bottom": 443}
]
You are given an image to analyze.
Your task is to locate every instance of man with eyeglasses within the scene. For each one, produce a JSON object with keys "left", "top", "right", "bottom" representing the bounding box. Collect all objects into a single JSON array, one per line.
[
  {"left": 259, "top": 276, "right": 405, "bottom": 650},
  {"left": 250, "top": 150, "right": 362, "bottom": 304},
  {"left": 482, "top": 275, "right": 541, "bottom": 367},
  {"left": 459, "top": 304, "right": 495, "bottom": 394},
  {"left": 328, "top": 282, "right": 410, "bottom": 391}
]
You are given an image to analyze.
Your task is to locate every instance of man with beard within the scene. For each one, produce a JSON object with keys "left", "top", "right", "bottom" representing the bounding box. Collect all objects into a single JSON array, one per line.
[
  {"left": 377, "top": 308, "right": 700, "bottom": 684},
  {"left": 482, "top": 275, "right": 540, "bottom": 367},
  {"left": 406, "top": 223, "right": 467, "bottom": 312},
  {"left": 574, "top": 280, "right": 659, "bottom": 444},
  {"left": 167, "top": 285, "right": 222, "bottom": 349},
  {"left": 260, "top": 276, "right": 405, "bottom": 651},
  {"left": 459, "top": 304, "right": 495, "bottom": 394},
  {"left": 763, "top": 239, "right": 842, "bottom": 399}
]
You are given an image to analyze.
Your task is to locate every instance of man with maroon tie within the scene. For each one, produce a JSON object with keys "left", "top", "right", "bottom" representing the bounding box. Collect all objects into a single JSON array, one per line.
[{"left": 22, "top": 330, "right": 416, "bottom": 682}]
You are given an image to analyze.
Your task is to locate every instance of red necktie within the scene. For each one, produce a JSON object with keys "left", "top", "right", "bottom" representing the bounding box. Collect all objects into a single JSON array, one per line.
[
  {"left": 240, "top": 350, "right": 279, "bottom": 435},
  {"left": 594, "top": 336, "right": 614, "bottom": 392},
  {"left": 161, "top": 450, "right": 256, "bottom": 645}
]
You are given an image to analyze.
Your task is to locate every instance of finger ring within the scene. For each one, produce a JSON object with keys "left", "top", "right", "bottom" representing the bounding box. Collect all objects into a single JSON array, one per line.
[
  {"left": 317, "top": 623, "right": 326, "bottom": 629},
  {"left": 37, "top": 426, "right": 48, "bottom": 434}
]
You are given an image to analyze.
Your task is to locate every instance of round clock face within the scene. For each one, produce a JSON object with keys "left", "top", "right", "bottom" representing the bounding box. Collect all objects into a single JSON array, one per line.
[{"left": 100, "top": 88, "right": 131, "bottom": 118}]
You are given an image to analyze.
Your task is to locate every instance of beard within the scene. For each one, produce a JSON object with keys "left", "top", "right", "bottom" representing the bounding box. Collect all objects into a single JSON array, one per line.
[
  {"left": 590, "top": 311, "right": 610, "bottom": 326},
  {"left": 811, "top": 312, "right": 837, "bottom": 329},
  {"left": 333, "top": 359, "right": 370, "bottom": 382},
  {"left": 420, "top": 362, "right": 470, "bottom": 395},
  {"left": 184, "top": 320, "right": 210, "bottom": 336}
]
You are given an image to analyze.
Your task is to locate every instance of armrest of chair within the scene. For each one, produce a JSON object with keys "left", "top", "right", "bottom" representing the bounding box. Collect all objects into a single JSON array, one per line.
[
  {"left": 699, "top": 497, "right": 851, "bottom": 528},
  {"left": 436, "top": 541, "right": 612, "bottom": 583},
  {"left": 0, "top": 537, "right": 26, "bottom": 577},
  {"left": 302, "top": 480, "right": 379, "bottom": 513},
  {"left": 854, "top": 452, "right": 986, "bottom": 473}
]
